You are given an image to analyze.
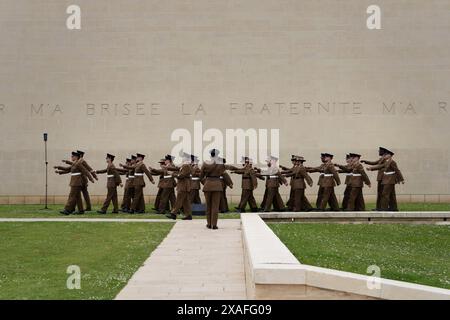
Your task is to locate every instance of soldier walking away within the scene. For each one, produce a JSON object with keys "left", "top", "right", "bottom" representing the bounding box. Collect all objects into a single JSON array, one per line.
[
  {"left": 151, "top": 158, "right": 177, "bottom": 215},
  {"left": 62, "top": 150, "right": 98, "bottom": 211},
  {"left": 367, "top": 148, "right": 404, "bottom": 211},
  {"left": 120, "top": 153, "right": 154, "bottom": 213},
  {"left": 314, "top": 153, "right": 341, "bottom": 211},
  {"left": 166, "top": 152, "right": 193, "bottom": 220},
  {"left": 55, "top": 151, "right": 94, "bottom": 215},
  {"left": 95, "top": 154, "right": 123, "bottom": 214},
  {"left": 346, "top": 153, "right": 371, "bottom": 211},
  {"left": 231, "top": 157, "right": 262, "bottom": 213},
  {"left": 281, "top": 156, "right": 313, "bottom": 212},
  {"left": 190, "top": 155, "right": 202, "bottom": 204},
  {"left": 361, "top": 147, "right": 387, "bottom": 211},
  {"left": 200, "top": 149, "right": 235, "bottom": 229},
  {"left": 306, "top": 154, "right": 327, "bottom": 209},
  {"left": 256, "top": 156, "right": 288, "bottom": 212},
  {"left": 335, "top": 154, "right": 353, "bottom": 210}
]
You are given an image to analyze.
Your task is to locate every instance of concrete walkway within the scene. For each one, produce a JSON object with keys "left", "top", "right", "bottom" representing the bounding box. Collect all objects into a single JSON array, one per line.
[
  {"left": 115, "top": 219, "right": 247, "bottom": 300},
  {"left": 0, "top": 218, "right": 173, "bottom": 222}
]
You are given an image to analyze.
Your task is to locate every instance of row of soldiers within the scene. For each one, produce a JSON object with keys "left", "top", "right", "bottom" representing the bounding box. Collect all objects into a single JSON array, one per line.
[{"left": 54, "top": 147, "right": 404, "bottom": 228}]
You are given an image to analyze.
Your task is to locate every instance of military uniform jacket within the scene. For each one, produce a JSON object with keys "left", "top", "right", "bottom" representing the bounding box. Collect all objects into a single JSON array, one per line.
[
  {"left": 349, "top": 163, "right": 371, "bottom": 188},
  {"left": 320, "top": 162, "right": 341, "bottom": 187},
  {"left": 58, "top": 162, "right": 93, "bottom": 187},
  {"left": 124, "top": 161, "right": 154, "bottom": 187},
  {"left": 66, "top": 158, "right": 97, "bottom": 185},
  {"left": 283, "top": 165, "right": 313, "bottom": 189},
  {"left": 172, "top": 164, "right": 192, "bottom": 192},
  {"left": 364, "top": 157, "right": 386, "bottom": 181},
  {"left": 97, "top": 164, "right": 122, "bottom": 187},
  {"left": 190, "top": 165, "right": 201, "bottom": 190},
  {"left": 370, "top": 159, "right": 404, "bottom": 185},
  {"left": 221, "top": 172, "right": 233, "bottom": 188},
  {"left": 151, "top": 168, "right": 176, "bottom": 189},
  {"left": 233, "top": 165, "right": 258, "bottom": 190},
  {"left": 307, "top": 163, "right": 326, "bottom": 186},
  {"left": 336, "top": 164, "right": 353, "bottom": 185},
  {"left": 200, "top": 160, "right": 233, "bottom": 192}
]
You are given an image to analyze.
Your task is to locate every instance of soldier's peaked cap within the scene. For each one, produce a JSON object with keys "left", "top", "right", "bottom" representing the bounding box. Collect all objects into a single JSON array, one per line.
[
  {"left": 77, "top": 150, "right": 85, "bottom": 156},
  {"left": 346, "top": 154, "right": 351, "bottom": 159},
  {"left": 241, "top": 156, "right": 250, "bottom": 162},
  {"left": 323, "top": 153, "right": 334, "bottom": 158},
  {"left": 136, "top": 153, "right": 145, "bottom": 158},
  {"left": 379, "top": 147, "right": 393, "bottom": 155},
  {"left": 165, "top": 154, "right": 175, "bottom": 161},
  {"left": 191, "top": 155, "right": 199, "bottom": 162},
  {"left": 296, "top": 156, "right": 306, "bottom": 162},
  {"left": 158, "top": 158, "right": 166, "bottom": 163},
  {"left": 131, "top": 155, "right": 137, "bottom": 160},
  {"left": 71, "top": 151, "right": 80, "bottom": 157},
  {"left": 349, "top": 153, "right": 361, "bottom": 158},
  {"left": 106, "top": 153, "right": 115, "bottom": 160},
  {"left": 126, "top": 158, "right": 131, "bottom": 162}
]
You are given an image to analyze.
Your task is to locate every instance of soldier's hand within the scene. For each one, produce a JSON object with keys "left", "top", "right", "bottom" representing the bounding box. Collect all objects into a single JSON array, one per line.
[
  {"left": 120, "top": 183, "right": 123, "bottom": 188},
  {"left": 361, "top": 160, "right": 367, "bottom": 164},
  {"left": 308, "top": 182, "right": 313, "bottom": 187},
  {"left": 368, "top": 184, "right": 372, "bottom": 188},
  {"left": 151, "top": 180, "right": 155, "bottom": 184}
]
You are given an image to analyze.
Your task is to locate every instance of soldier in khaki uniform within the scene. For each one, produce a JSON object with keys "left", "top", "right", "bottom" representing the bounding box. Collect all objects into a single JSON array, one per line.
[
  {"left": 117, "top": 155, "right": 136, "bottom": 213},
  {"left": 231, "top": 157, "right": 262, "bottom": 213},
  {"left": 166, "top": 152, "right": 192, "bottom": 220},
  {"left": 120, "top": 153, "right": 154, "bottom": 213},
  {"left": 55, "top": 151, "right": 94, "bottom": 215},
  {"left": 95, "top": 154, "right": 123, "bottom": 214},
  {"left": 280, "top": 155, "right": 298, "bottom": 211},
  {"left": 335, "top": 154, "right": 353, "bottom": 210},
  {"left": 200, "top": 149, "right": 234, "bottom": 229},
  {"left": 151, "top": 158, "right": 177, "bottom": 214},
  {"left": 346, "top": 153, "right": 371, "bottom": 211},
  {"left": 190, "top": 155, "right": 202, "bottom": 204},
  {"left": 281, "top": 156, "right": 313, "bottom": 212},
  {"left": 62, "top": 150, "right": 98, "bottom": 211},
  {"left": 256, "top": 156, "right": 288, "bottom": 212},
  {"left": 361, "top": 147, "right": 387, "bottom": 210},
  {"left": 219, "top": 159, "right": 233, "bottom": 213},
  {"left": 153, "top": 155, "right": 176, "bottom": 211},
  {"left": 314, "top": 153, "right": 341, "bottom": 211},
  {"left": 367, "top": 148, "right": 404, "bottom": 211},
  {"left": 306, "top": 153, "right": 327, "bottom": 209}
]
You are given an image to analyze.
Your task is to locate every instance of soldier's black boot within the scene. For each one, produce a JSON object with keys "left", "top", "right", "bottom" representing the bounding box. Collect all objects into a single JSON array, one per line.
[
  {"left": 181, "top": 215, "right": 192, "bottom": 220},
  {"left": 127, "top": 209, "right": 135, "bottom": 214},
  {"left": 97, "top": 210, "right": 107, "bottom": 214},
  {"left": 59, "top": 210, "right": 72, "bottom": 215},
  {"left": 112, "top": 210, "right": 119, "bottom": 214},
  {"left": 165, "top": 213, "right": 177, "bottom": 220},
  {"left": 75, "top": 211, "right": 85, "bottom": 215},
  {"left": 212, "top": 226, "right": 219, "bottom": 230}
]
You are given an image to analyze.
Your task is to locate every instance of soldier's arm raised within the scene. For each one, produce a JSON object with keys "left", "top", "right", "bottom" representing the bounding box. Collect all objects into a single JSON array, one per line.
[
  {"left": 300, "top": 167, "right": 313, "bottom": 187},
  {"left": 361, "top": 159, "right": 379, "bottom": 165},
  {"left": 331, "top": 166, "right": 341, "bottom": 185},
  {"left": 95, "top": 168, "right": 107, "bottom": 174},
  {"left": 62, "top": 160, "right": 73, "bottom": 165},
  {"left": 77, "top": 163, "right": 95, "bottom": 183},
  {"left": 82, "top": 161, "right": 98, "bottom": 180},
  {"left": 54, "top": 165, "right": 71, "bottom": 171},
  {"left": 120, "top": 163, "right": 134, "bottom": 170},
  {"left": 142, "top": 165, "right": 155, "bottom": 183}
]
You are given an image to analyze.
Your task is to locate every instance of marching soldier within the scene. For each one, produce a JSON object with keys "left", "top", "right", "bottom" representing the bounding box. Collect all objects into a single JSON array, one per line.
[
  {"left": 335, "top": 154, "right": 353, "bottom": 210},
  {"left": 120, "top": 153, "right": 154, "bottom": 213},
  {"left": 166, "top": 152, "right": 193, "bottom": 220},
  {"left": 281, "top": 156, "right": 313, "bottom": 212},
  {"left": 62, "top": 150, "right": 98, "bottom": 211},
  {"left": 154, "top": 155, "right": 177, "bottom": 211},
  {"left": 150, "top": 158, "right": 177, "bottom": 214},
  {"left": 55, "top": 151, "right": 94, "bottom": 215},
  {"left": 95, "top": 154, "right": 123, "bottom": 214},
  {"left": 346, "top": 153, "right": 371, "bottom": 211},
  {"left": 280, "top": 155, "right": 298, "bottom": 210},
  {"left": 367, "top": 148, "right": 404, "bottom": 211},
  {"left": 361, "top": 147, "right": 387, "bottom": 210},
  {"left": 312, "top": 153, "right": 340, "bottom": 211},
  {"left": 306, "top": 154, "right": 327, "bottom": 209},
  {"left": 219, "top": 158, "right": 233, "bottom": 213},
  {"left": 231, "top": 157, "right": 261, "bottom": 213},
  {"left": 256, "top": 156, "right": 288, "bottom": 212},
  {"left": 117, "top": 155, "right": 136, "bottom": 213},
  {"left": 190, "top": 155, "right": 202, "bottom": 204},
  {"left": 200, "top": 149, "right": 234, "bottom": 229}
]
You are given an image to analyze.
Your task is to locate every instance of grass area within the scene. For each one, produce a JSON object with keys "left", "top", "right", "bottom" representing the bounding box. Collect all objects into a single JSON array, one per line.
[
  {"left": 269, "top": 223, "right": 450, "bottom": 289},
  {"left": 0, "top": 202, "right": 448, "bottom": 219},
  {"left": 0, "top": 204, "right": 241, "bottom": 219},
  {"left": 0, "top": 222, "right": 173, "bottom": 299}
]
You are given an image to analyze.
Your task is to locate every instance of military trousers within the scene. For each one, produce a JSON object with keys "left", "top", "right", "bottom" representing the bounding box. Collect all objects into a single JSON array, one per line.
[
  {"left": 157, "top": 188, "right": 174, "bottom": 213},
  {"left": 286, "top": 188, "right": 294, "bottom": 210},
  {"left": 379, "top": 184, "right": 398, "bottom": 211},
  {"left": 101, "top": 187, "right": 118, "bottom": 212},
  {"left": 171, "top": 191, "right": 191, "bottom": 217},
  {"left": 219, "top": 187, "right": 229, "bottom": 212},
  {"left": 238, "top": 189, "right": 258, "bottom": 211},
  {"left": 81, "top": 184, "right": 92, "bottom": 211},
  {"left": 347, "top": 187, "right": 365, "bottom": 211},
  {"left": 154, "top": 188, "right": 162, "bottom": 210},
  {"left": 65, "top": 186, "right": 84, "bottom": 212},
  {"left": 131, "top": 185, "right": 145, "bottom": 212},
  {"left": 316, "top": 186, "right": 324, "bottom": 208},
  {"left": 292, "top": 188, "right": 307, "bottom": 212},
  {"left": 376, "top": 181, "right": 383, "bottom": 210},
  {"left": 263, "top": 187, "right": 285, "bottom": 212},
  {"left": 342, "top": 185, "right": 352, "bottom": 210},
  {"left": 319, "top": 187, "right": 340, "bottom": 211},
  {"left": 121, "top": 186, "right": 134, "bottom": 210},
  {"left": 204, "top": 191, "right": 222, "bottom": 227},
  {"left": 190, "top": 189, "right": 201, "bottom": 204}
]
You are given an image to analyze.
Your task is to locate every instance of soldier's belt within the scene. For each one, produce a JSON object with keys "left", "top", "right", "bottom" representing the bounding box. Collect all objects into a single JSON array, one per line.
[
  {"left": 319, "top": 173, "right": 324, "bottom": 176},
  {"left": 163, "top": 175, "right": 172, "bottom": 179},
  {"left": 323, "top": 174, "right": 333, "bottom": 177},
  {"left": 384, "top": 171, "right": 395, "bottom": 175},
  {"left": 191, "top": 177, "right": 200, "bottom": 180},
  {"left": 268, "top": 175, "right": 278, "bottom": 179},
  {"left": 352, "top": 174, "right": 362, "bottom": 177},
  {"left": 345, "top": 173, "right": 352, "bottom": 176},
  {"left": 128, "top": 176, "right": 135, "bottom": 178},
  {"left": 107, "top": 175, "right": 114, "bottom": 178},
  {"left": 70, "top": 173, "right": 81, "bottom": 176},
  {"left": 135, "top": 173, "right": 144, "bottom": 176}
]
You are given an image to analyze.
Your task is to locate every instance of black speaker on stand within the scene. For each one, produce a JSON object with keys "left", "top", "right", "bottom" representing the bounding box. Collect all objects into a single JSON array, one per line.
[{"left": 43, "top": 133, "right": 49, "bottom": 210}]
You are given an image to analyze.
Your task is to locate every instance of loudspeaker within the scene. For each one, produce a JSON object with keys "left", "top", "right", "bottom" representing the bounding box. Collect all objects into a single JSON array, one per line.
[{"left": 192, "top": 203, "right": 206, "bottom": 216}]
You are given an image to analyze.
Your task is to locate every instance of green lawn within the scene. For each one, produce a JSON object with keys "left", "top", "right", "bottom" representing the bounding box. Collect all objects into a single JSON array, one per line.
[
  {"left": 269, "top": 223, "right": 450, "bottom": 289},
  {"left": 0, "top": 222, "right": 173, "bottom": 299},
  {"left": 0, "top": 204, "right": 241, "bottom": 219}
]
